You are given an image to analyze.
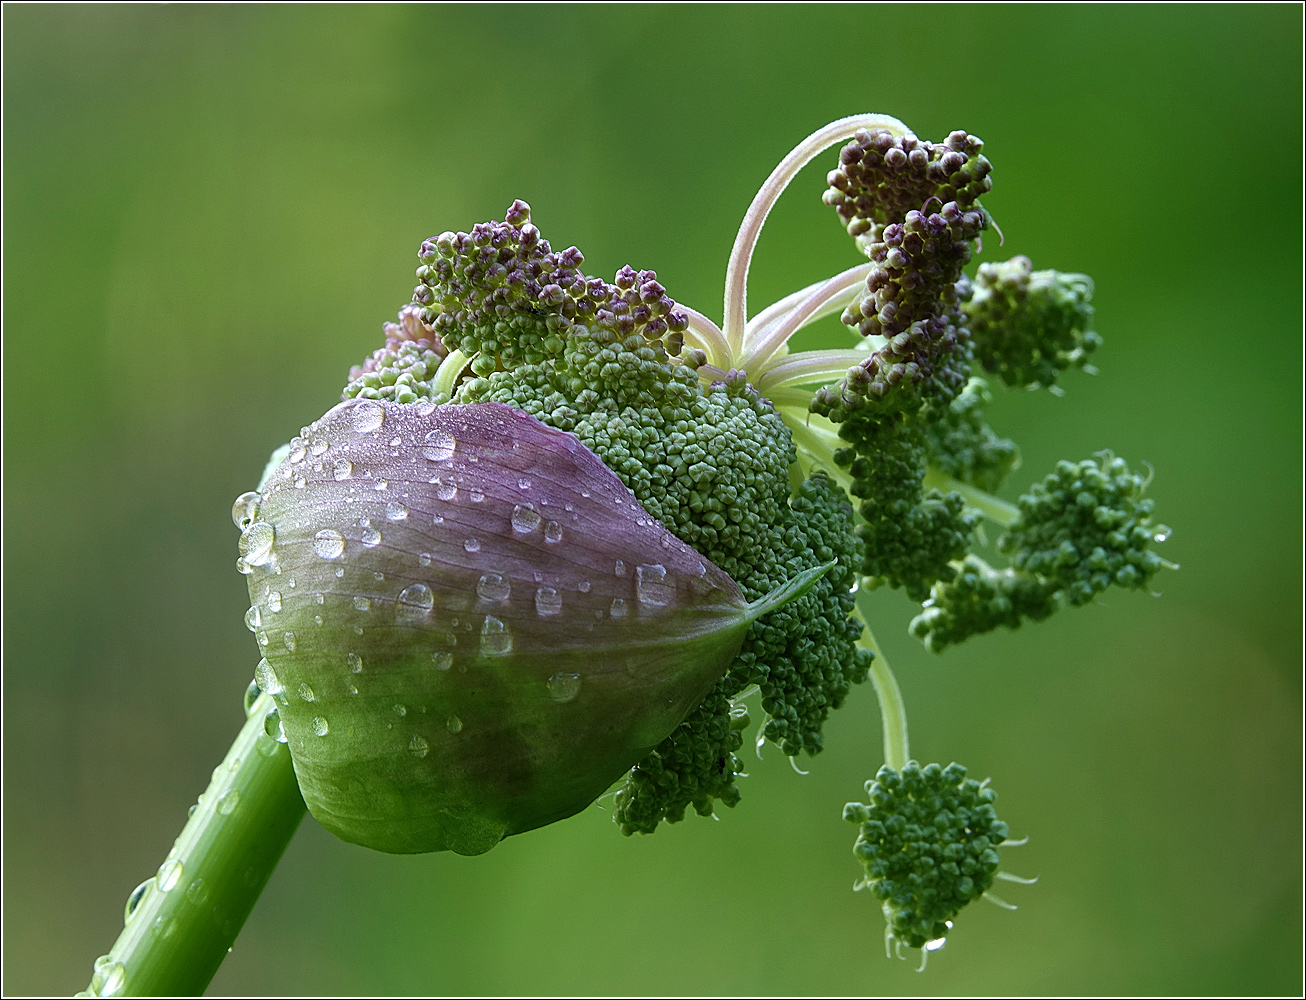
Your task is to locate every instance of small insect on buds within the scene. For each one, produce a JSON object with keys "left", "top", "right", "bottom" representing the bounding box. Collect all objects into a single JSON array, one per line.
[{"left": 237, "top": 400, "right": 829, "bottom": 855}]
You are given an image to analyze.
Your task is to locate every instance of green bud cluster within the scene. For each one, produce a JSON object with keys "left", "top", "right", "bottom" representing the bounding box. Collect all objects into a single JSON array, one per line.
[
  {"left": 844, "top": 762, "right": 1007, "bottom": 949},
  {"left": 911, "top": 452, "right": 1170, "bottom": 650},
  {"left": 963, "top": 256, "right": 1099, "bottom": 389},
  {"left": 345, "top": 304, "right": 450, "bottom": 404},
  {"left": 923, "top": 377, "right": 1020, "bottom": 493}
]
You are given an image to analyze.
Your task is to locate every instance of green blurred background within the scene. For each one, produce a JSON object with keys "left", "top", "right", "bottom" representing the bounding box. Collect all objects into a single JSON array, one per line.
[{"left": 4, "top": 5, "right": 1301, "bottom": 995}]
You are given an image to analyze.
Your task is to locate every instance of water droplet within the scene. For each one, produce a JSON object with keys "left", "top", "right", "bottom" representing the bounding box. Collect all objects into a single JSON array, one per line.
[
  {"left": 374, "top": 479, "right": 389, "bottom": 491},
  {"left": 610, "top": 598, "right": 627, "bottom": 618},
  {"left": 432, "top": 651, "right": 453, "bottom": 671},
  {"left": 333, "top": 459, "right": 353, "bottom": 481},
  {"left": 315, "top": 593, "right": 325, "bottom": 605},
  {"left": 293, "top": 476, "right": 307, "bottom": 490},
  {"left": 282, "top": 632, "right": 297, "bottom": 653},
  {"left": 240, "top": 522, "right": 276, "bottom": 566},
  {"left": 477, "top": 573, "right": 511, "bottom": 602},
  {"left": 156, "top": 858, "right": 184, "bottom": 892},
  {"left": 347, "top": 683, "right": 359, "bottom": 696},
  {"left": 434, "top": 478, "right": 457, "bottom": 501},
  {"left": 90, "top": 957, "right": 127, "bottom": 997},
  {"left": 511, "top": 504, "right": 541, "bottom": 533},
  {"left": 236, "top": 557, "right": 252, "bottom": 575},
  {"left": 256, "top": 630, "right": 269, "bottom": 647},
  {"left": 186, "top": 878, "right": 210, "bottom": 906},
  {"left": 347, "top": 652, "right": 363, "bottom": 673},
  {"left": 313, "top": 529, "right": 345, "bottom": 560},
  {"left": 298, "top": 682, "right": 316, "bottom": 702},
  {"left": 124, "top": 879, "right": 152, "bottom": 925},
  {"left": 1153, "top": 524, "right": 1172, "bottom": 542},
  {"left": 418, "top": 552, "right": 433, "bottom": 567},
  {"left": 231, "top": 491, "right": 260, "bottom": 528},
  {"left": 385, "top": 502, "right": 409, "bottom": 521},
  {"left": 464, "top": 537, "right": 480, "bottom": 553},
  {"left": 615, "top": 559, "right": 627, "bottom": 577},
  {"left": 534, "top": 586, "right": 562, "bottom": 616},
  {"left": 264, "top": 708, "right": 288, "bottom": 743},
  {"left": 636, "top": 564, "right": 673, "bottom": 606},
  {"left": 254, "top": 659, "right": 282, "bottom": 696},
  {"left": 312, "top": 716, "right": 329, "bottom": 737},
  {"left": 421, "top": 428, "right": 456, "bottom": 461},
  {"left": 243, "top": 680, "right": 260, "bottom": 716},
  {"left": 353, "top": 595, "right": 372, "bottom": 612},
  {"left": 309, "top": 437, "right": 329, "bottom": 456},
  {"left": 576, "top": 581, "right": 591, "bottom": 595},
  {"left": 353, "top": 400, "right": 385, "bottom": 433},
  {"left": 288, "top": 440, "right": 307, "bottom": 464},
  {"left": 388, "top": 435, "right": 402, "bottom": 447},
  {"left": 543, "top": 521, "right": 563, "bottom": 543},
  {"left": 480, "top": 615, "right": 512, "bottom": 656},
  {"left": 216, "top": 790, "right": 240, "bottom": 816},
  {"left": 547, "top": 672, "right": 581, "bottom": 702},
  {"left": 336, "top": 567, "right": 346, "bottom": 578},
  {"left": 469, "top": 488, "right": 485, "bottom": 503},
  {"left": 393, "top": 703, "right": 407, "bottom": 717},
  {"left": 244, "top": 606, "right": 262, "bottom": 631},
  {"left": 149, "top": 915, "right": 178, "bottom": 942},
  {"left": 361, "top": 523, "right": 382, "bottom": 547},
  {"left": 446, "top": 715, "right": 463, "bottom": 734},
  {"left": 407, "top": 734, "right": 430, "bottom": 758},
  {"left": 431, "top": 512, "right": 444, "bottom": 525}
]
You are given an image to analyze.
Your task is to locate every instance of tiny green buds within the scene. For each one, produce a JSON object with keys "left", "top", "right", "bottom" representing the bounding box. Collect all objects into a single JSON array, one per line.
[
  {"left": 236, "top": 399, "right": 829, "bottom": 855},
  {"left": 845, "top": 761, "right": 1009, "bottom": 953}
]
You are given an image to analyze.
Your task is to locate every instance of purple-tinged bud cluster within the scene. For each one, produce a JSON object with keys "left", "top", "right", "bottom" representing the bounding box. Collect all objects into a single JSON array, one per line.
[
  {"left": 345, "top": 304, "right": 450, "bottom": 404},
  {"left": 824, "top": 129, "right": 991, "bottom": 244},
  {"left": 411, "top": 200, "right": 689, "bottom": 374}
]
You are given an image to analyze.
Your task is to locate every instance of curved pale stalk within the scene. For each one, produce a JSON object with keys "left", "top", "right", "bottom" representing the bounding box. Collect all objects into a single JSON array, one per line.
[
  {"left": 853, "top": 600, "right": 909, "bottom": 771},
  {"left": 680, "top": 306, "right": 732, "bottom": 370},
  {"left": 722, "top": 114, "right": 911, "bottom": 356},
  {"left": 741, "top": 263, "right": 873, "bottom": 374},
  {"left": 756, "top": 349, "right": 867, "bottom": 395},
  {"left": 431, "top": 348, "right": 472, "bottom": 399}
]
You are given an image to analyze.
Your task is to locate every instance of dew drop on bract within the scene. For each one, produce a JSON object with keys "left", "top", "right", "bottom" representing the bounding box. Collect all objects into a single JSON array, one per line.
[
  {"left": 216, "top": 790, "right": 240, "bottom": 816},
  {"left": 578, "top": 580, "right": 591, "bottom": 593},
  {"left": 614, "top": 559, "right": 627, "bottom": 577},
  {"left": 543, "top": 521, "right": 563, "bottom": 543},
  {"left": 347, "top": 652, "right": 363, "bottom": 673},
  {"left": 435, "top": 479, "right": 457, "bottom": 501},
  {"left": 446, "top": 715, "right": 463, "bottom": 734},
  {"left": 610, "top": 598, "right": 627, "bottom": 619},
  {"left": 264, "top": 708, "right": 288, "bottom": 744},
  {"left": 477, "top": 573, "right": 511, "bottom": 602},
  {"left": 288, "top": 440, "right": 307, "bottom": 464},
  {"left": 254, "top": 659, "right": 283, "bottom": 696},
  {"left": 244, "top": 606, "right": 262, "bottom": 632},
  {"left": 151, "top": 916, "right": 177, "bottom": 941},
  {"left": 310, "top": 437, "right": 329, "bottom": 457},
  {"left": 266, "top": 590, "right": 283, "bottom": 613},
  {"left": 409, "top": 734, "right": 430, "bottom": 758},
  {"left": 312, "top": 716, "right": 330, "bottom": 737},
  {"left": 124, "top": 878, "right": 152, "bottom": 925},
  {"left": 353, "top": 596, "right": 372, "bottom": 612},
  {"left": 385, "top": 502, "right": 409, "bottom": 521},
  {"left": 313, "top": 529, "right": 345, "bottom": 560},
  {"left": 241, "top": 522, "right": 276, "bottom": 567},
  {"left": 636, "top": 564, "right": 673, "bottom": 606},
  {"left": 156, "top": 858, "right": 184, "bottom": 893},
  {"left": 469, "top": 488, "right": 484, "bottom": 503},
  {"left": 534, "top": 586, "right": 562, "bottom": 616},
  {"left": 396, "top": 583, "right": 435, "bottom": 622},
  {"left": 231, "top": 491, "right": 260, "bottom": 529},
  {"left": 421, "top": 428, "right": 456, "bottom": 461},
  {"left": 353, "top": 400, "right": 385, "bottom": 433},
  {"left": 547, "top": 672, "right": 581, "bottom": 703},
  {"left": 511, "top": 504, "right": 541, "bottom": 534},
  {"left": 418, "top": 552, "right": 433, "bottom": 567},
  {"left": 464, "top": 537, "right": 480, "bottom": 553},
  {"left": 432, "top": 651, "right": 453, "bottom": 671},
  {"left": 91, "top": 958, "right": 126, "bottom": 997},
  {"left": 361, "top": 524, "right": 382, "bottom": 547},
  {"left": 393, "top": 703, "right": 407, "bottom": 717},
  {"left": 282, "top": 632, "right": 297, "bottom": 653},
  {"left": 298, "top": 682, "right": 316, "bottom": 703},
  {"left": 480, "top": 615, "right": 512, "bottom": 656},
  {"left": 333, "top": 459, "right": 353, "bottom": 481}
]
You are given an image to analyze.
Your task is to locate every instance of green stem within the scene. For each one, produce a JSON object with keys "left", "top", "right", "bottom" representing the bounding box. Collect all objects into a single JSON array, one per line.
[
  {"left": 922, "top": 467, "right": 1020, "bottom": 527},
  {"left": 84, "top": 692, "right": 306, "bottom": 997},
  {"left": 854, "top": 594, "right": 909, "bottom": 771}
]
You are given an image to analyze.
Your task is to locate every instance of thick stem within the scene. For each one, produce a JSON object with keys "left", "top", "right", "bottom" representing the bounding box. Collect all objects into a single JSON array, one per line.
[
  {"left": 84, "top": 693, "right": 306, "bottom": 997},
  {"left": 722, "top": 114, "right": 911, "bottom": 355},
  {"left": 922, "top": 467, "right": 1020, "bottom": 526},
  {"left": 855, "top": 596, "right": 909, "bottom": 771}
]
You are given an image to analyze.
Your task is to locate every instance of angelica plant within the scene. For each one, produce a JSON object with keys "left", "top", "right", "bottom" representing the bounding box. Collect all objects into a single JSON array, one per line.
[{"left": 83, "top": 114, "right": 1173, "bottom": 996}]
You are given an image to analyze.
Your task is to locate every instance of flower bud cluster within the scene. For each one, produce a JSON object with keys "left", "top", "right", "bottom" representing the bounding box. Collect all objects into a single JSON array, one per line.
[
  {"left": 844, "top": 762, "right": 1006, "bottom": 950},
  {"left": 922, "top": 377, "right": 1020, "bottom": 494},
  {"left": 963, "top": 256, "right": 1099, "bottom": 389},
  {"left": 345, "top": 304, "right": 449, "bottom": 403}
]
